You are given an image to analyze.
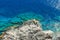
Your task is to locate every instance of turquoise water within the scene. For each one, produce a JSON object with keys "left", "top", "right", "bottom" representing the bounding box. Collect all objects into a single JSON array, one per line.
[
  {"left": 0, "top": 12, "right": 58, "bottom": 33},
  {"left": 0, "top": 0, "right": 60, "bottom": 34}
]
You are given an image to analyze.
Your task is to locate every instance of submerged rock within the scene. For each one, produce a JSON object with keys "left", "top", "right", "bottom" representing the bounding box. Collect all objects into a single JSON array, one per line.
[
  {"left": 0, "top": 12, "right": 44, "bottom": 32},
  {"left": 2, "top": 19, "right": 54, "bottom": 40}
]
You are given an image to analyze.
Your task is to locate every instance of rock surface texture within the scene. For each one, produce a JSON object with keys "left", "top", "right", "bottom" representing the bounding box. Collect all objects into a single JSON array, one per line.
[{"left": 2, "top": 19, "right": 54, "bottom": 40}]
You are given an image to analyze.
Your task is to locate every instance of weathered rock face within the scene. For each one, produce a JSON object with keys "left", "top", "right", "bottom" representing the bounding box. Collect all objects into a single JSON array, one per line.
[{"left": 2, "top": 19, "right": 54, "bottom": 40}]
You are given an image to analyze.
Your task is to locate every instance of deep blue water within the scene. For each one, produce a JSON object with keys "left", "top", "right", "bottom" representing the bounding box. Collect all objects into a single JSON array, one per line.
[
  {"left": 0, "top": 0, "right": 59, "bottom": 19},
  {"left": 0, "top": 0, "right": 60, "bottom": 33}
]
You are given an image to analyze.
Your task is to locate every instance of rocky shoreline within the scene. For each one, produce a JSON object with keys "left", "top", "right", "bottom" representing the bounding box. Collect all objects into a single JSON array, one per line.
[{"left": 1, "top": 19, "right": 54, "bottom": 40}]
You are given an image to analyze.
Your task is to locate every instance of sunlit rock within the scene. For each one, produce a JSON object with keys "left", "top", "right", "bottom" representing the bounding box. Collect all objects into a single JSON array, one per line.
[
  {"left": 2, "top": 19, "right": 54, "bottom": 40},
  {"left": 43, "top": 30, "right": 54, "bottom": 40}
]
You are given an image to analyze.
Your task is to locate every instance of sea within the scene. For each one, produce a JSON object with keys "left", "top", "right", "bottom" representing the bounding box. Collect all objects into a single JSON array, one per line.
[{"left": 0, "top": 0, "right": 60, "bottom": 34}]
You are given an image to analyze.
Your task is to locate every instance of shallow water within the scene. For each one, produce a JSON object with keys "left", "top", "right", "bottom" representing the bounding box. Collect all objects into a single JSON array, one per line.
[{"left": 0, "top": 0, "right": 60, "bottom": 34}]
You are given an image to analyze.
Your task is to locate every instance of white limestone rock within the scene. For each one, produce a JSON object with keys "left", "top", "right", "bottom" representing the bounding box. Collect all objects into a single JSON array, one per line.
[
  {"left": 2, "top": 19, "right": 54, "bottom": 40},
  {"left": 43, "top": 30, "right": 54, "bottom": 40}
]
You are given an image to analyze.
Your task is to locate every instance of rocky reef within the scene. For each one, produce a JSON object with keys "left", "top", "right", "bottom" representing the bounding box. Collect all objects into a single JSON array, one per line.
[
  {"left": 0, "top": 12, "right": 57, "bottom": 35},
  {"left": 1, "top": 19, "right": 54, "bottom": 40},
  {"left": 0, "top": 12, "right": 44, "bottom": 32}
]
